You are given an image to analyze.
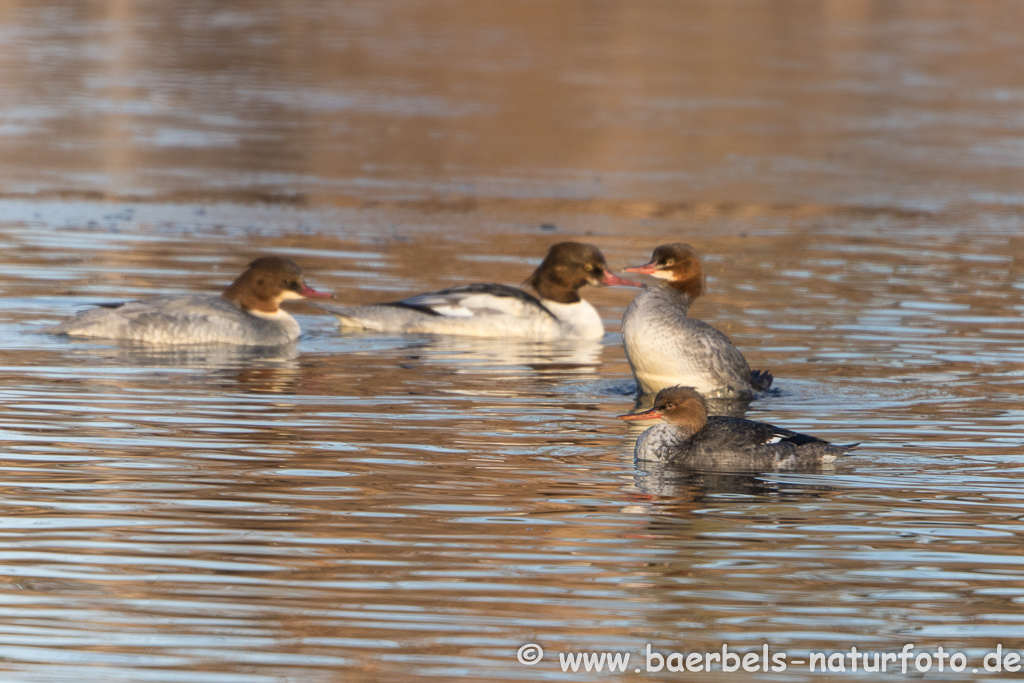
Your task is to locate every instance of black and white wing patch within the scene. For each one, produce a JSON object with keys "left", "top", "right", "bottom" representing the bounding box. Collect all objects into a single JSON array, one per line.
[
  {"left": 387, "top": 284, "right": 556, "bottom": 320},
  {"left": 761, "top": 423, "right": 824, "bottom": 447}
]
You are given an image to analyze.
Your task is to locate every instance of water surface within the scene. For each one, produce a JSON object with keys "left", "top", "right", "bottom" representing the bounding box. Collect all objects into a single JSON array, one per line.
[{"left": 0, "top": 1, "right": 1023, "bottom": 681}]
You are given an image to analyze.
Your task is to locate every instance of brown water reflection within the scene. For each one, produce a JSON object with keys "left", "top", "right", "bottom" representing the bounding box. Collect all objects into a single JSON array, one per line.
[
  {"left": 0, "top": 0, "right": 1024, "bottom": 681},
  {"left": 4, "top": 0, "right": 1024, "bottom": 209},
  {"left": 0, "top": 207, "right": 1019, "bottom": 681}
]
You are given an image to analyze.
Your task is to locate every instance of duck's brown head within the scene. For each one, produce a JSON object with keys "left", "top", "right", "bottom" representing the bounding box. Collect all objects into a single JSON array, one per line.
[
  {"left": 623, "top": 243, "right": 705, "bottom": 300},
  {"left": 524, "top": 242, "right": 641, "bottom": 303},
  {"left": 618, "top": 385, "right": 708, "bottom": 437},
  {"left": 222, "top": 256, "right": 332, "bottom": 313}
]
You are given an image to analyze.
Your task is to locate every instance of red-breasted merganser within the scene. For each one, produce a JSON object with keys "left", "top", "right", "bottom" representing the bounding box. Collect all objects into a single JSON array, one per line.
[
  {"left": 46, "top": 256, "right": 331, "bottom": 345},
  {"left": 620, "top": 386, "right": 856, "bottom": 469},
  {"left": 318, "top": 242, "right": 641, "bottom": 340},
  {"left": 621, "top": 243, "right": 773, "bottom": 398}
]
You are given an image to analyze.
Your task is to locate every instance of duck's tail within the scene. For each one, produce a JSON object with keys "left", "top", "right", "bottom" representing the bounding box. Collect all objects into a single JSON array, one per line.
[{"left": 751, "top": 369, "right": 774, "bottom": 392}]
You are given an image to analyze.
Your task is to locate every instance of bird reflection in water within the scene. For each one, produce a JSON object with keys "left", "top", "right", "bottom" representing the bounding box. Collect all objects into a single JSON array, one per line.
[
  {"left": 61, "top": 341, "right": 303, "bottom": 394},
  {"left": 623, "top": 459, "right": 840, "bottom": 517}
]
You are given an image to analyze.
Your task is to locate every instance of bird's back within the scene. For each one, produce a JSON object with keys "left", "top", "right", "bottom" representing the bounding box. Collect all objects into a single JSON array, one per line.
[{"left": 48, "top": 295, "right": 299, "bottom": 345}]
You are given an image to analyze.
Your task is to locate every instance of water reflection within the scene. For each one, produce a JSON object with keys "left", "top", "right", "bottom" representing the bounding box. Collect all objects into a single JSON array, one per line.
[
  {"left": 51, "top": 341, "right": 303, "bottom": 392},
  {"left": 358, "top": 335, "right": 605, "bottom": 375},
  {"left": 0, "top": 0, "right": 1024, "bottom": 680},
  {"left": 3, "top": 207, "right": 1024, "bottom": 680},
  {"left": 6, "top": 0, "right": 1024, "bottom": 211},
  {"left": 630, "top": 459, "right": 841, "bottom": 503}
]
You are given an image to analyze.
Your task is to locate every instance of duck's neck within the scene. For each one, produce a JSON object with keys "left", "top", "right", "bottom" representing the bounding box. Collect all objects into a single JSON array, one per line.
[
  {"left": 526, "top": 268, "right": 583, "bottom": 304},
  {"left": 655, "top": 283, "right": 697, "bottom": 315},
  {"left": 636, "top": 423, "right": 694, "bottom": 461},
  {"left": 660, "top": 273, "right": 703, "bottom": 310},
  {"left": 222, "top": 290, "right": 279, "bottom": 314}
]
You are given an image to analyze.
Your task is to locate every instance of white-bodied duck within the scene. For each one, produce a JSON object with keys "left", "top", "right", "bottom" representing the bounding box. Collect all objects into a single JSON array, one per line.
[{"left": 319, "top": 242, "right": 640, "bottom": 340}]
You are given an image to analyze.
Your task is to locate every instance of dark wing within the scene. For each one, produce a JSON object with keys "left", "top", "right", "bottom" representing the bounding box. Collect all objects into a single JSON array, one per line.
[
  {"left": 704, "top": 416, "right": 827, "bottom": 448},
  {"left": 761, "top": 423, "right": 825, "bottom": 446}
]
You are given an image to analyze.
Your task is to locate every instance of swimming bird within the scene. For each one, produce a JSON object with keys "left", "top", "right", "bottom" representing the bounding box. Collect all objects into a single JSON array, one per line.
[
  {"left": 46, "top": 256, "right": 331, "bottom": 345},
  {"left": 318, "top": 242, "right": 641, "bottom": 340},
  {"left": 619, "top": 386, "right": 856, "bottom": 470},
  {"left": 621, "top": 243, "right": 773, "bottom": 398}
]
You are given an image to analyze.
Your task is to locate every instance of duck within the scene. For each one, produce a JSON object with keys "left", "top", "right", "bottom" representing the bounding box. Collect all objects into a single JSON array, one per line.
[
  {"left": 620, "top": 243, "right": 773, "bottom": 398},
  {"left": 318, "top": 242, "right": 641, "bottom": 340},
  {"left": 619, "top": 386, "right": 856, "bottom": 470},
  {"left": 46, "top": 256, "right": 331, "bottom": 345}
]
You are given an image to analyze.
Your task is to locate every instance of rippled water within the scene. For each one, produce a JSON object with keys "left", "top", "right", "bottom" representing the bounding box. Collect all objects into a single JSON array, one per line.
[{"left": 2, "top": 1, "right": 1024, "bottom": 681}]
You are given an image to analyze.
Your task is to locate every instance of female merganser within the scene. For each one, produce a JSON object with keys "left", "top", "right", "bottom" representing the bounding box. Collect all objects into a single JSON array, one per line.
[
  {"left": 619, "top": 386, "right": 856, "bottom": 469},
  {"left": 46, "top": 256, "right": 332, "bottom": 345},
  {"left": 621, "top": 243, "right": 773, "bottom": 398},
  {"left": 318, "top": 242, "right": 641, "bottom": 340},
  {"left": 618, "top": 389, "right": 851, "bottom": 471}
]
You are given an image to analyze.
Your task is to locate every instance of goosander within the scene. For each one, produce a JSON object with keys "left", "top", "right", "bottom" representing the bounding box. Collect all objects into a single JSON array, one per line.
[
  {"left": 318, "top": 242, "right": 641, "bottom": 340},
  {"left": 46, "top": 256, "right": 331, "bottom": 345},
  {"left": 621, "top": 243, "right": 773, "bottom": 398},
  {"left": 619, "top": 386, "right": 856, "bottom": 469}
]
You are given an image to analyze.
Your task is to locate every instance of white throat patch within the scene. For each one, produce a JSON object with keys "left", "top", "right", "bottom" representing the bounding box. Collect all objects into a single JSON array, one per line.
[{"left": 249, "top": 308, "right": 293, "bottom": 320}]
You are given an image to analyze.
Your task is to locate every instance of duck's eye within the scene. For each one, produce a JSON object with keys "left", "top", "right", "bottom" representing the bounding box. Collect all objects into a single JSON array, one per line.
[
  {"left": 584, "top": 263, "right": 594, "bottom": 271},
  {"left": 662, "top": 258, "right": 676, "bottom": 267}
]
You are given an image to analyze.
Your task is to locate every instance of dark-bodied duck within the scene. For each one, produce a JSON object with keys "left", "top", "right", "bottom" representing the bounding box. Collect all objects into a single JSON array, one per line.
[
  {"left": 47, "top": 256, "right": 331, "bottom": 345},
  {"left": 319, "top": 242, "right": 640, "bottom": 340},
  {"left": 619, "top": 386, "right": 855, "bottom": 470},
  {"left": 621, "top": 243, "right": 772, "bottom": 398}
]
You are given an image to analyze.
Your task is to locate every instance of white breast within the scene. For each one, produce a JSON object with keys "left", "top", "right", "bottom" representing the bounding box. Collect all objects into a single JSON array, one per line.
[
  {"left": 542, "top": 299, "right": 604, "bottom": 340},
  {"left": 622, "top": 287, "right": 745, "bottom": 395}
]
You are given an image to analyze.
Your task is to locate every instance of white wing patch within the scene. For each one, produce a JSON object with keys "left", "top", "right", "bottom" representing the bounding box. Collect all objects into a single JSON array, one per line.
[
  {"left": 765, "top": 435, "right": 784, "bottom": 444},
  {"left": 429, "top": 305, "right": 475, "bottom": 318}
]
